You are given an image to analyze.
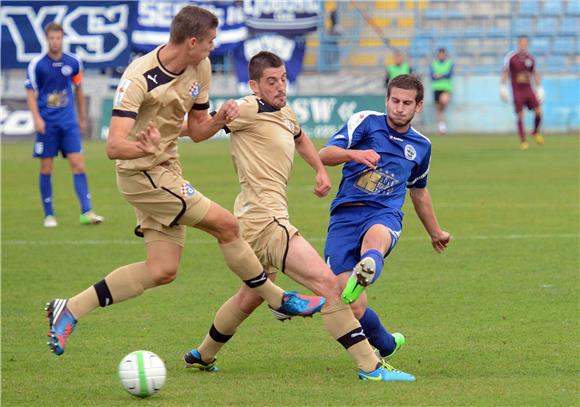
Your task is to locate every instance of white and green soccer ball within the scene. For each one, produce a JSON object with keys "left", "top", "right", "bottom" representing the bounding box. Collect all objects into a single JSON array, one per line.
[{"left": 118, "top": 350, "right": 166, "bottom": 398}]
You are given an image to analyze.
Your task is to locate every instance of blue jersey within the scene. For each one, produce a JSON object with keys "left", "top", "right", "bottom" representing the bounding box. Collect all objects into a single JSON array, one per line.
[
  {"left": 325, "top": 111, "right": 431, "bottom": 218},
  {"left": 25, "top": 52, "right": 82, "bottom": 124}
]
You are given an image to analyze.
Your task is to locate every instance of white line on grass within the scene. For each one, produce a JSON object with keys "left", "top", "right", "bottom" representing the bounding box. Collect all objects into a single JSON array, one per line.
[{"left": 3, "top": 233, "right": 577, "bottom": 246}]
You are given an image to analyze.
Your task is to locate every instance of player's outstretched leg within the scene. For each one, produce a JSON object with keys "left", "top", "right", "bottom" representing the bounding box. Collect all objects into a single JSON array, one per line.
[
  {"left": 270, "top": 291, "right": 325, "bottom": 321},
  {"left": 342, "top": 249, "right": 384, "bottom": 304},
  {"left": 184, "top": 348, "right": 218, "bottom": 372},
  {"left": 358, "top": 359, "right": 416, "bottom": 382},
  {"left": 79, "top": 211, "right": 104, "bottom": 225},
  {"left": 45, "top": 299, "right": 77, "bottom": 356}
]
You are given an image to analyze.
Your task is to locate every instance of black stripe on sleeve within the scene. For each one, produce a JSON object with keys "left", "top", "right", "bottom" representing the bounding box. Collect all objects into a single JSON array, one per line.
[
  {"left": 294, "top": 129, "right": 303, "bottom": 140},
  {"left": 192, "top": 102, "right": 210, "bottom": 110},
  {"left": 112, "top": 109, "right": 137, "bottom": 119}
]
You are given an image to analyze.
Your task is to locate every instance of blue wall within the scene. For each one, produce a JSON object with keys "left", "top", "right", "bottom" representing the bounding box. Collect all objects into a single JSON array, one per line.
[{"left": 421, "top": 75, "right": 579, "bottom": 134}]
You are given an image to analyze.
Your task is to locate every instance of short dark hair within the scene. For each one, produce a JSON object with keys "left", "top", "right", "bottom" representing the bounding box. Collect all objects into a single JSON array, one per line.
[
  {"left": 169, "top": 6, "right": 218, "bottom": 44},
  {"left": 387, "top": 74, "right": 424, "bottom": 103},
  {"left": 437, "top": 47, "right": 446, "bottom": 54},
  {"left": 44, "top": 22, "right": 64, "bottom": 35},
  {"left": 248, "top": 51, "right": 284, "bottom": 81},
  {"left": 518, "top": 35, "right": 529, "bottom": 41}
]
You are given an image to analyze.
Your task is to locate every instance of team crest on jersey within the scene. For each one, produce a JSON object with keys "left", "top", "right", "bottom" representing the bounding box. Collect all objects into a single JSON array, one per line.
[
  {"left": 61, "top": 65, "right": 73, "bottom": 76},
  {"left": 114, "top": 79, "right": 132, "bottom": 108},
  {"left": 525, "top": 58, "right": 533, "bottom": 68},
  {"left": 404, "top": 144, "right": 417, "bottom": 160},
  {"left": 180, "top": 182, "right": 195, "bottom": 197},
  {"left": 286, "top": 119, "right": 294, "bottom": 133},
  {"left": 355, "top": 169, "right": 398, "bottom": 195},
  {"left": 189, "top": 82, "right": 200, "bottom": 97}
]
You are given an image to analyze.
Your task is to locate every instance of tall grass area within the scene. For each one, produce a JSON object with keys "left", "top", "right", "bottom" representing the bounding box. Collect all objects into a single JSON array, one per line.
[{"left": 2, "top": 135, "right": 578, "bottom": 406}]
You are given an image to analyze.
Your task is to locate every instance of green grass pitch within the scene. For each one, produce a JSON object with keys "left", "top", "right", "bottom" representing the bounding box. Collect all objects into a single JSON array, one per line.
[{"left": 2, "top": 135, "right": 578, "bottom": 406}]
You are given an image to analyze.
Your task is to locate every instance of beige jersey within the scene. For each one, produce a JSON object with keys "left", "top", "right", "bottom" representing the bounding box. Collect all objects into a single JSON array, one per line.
[
  {"left": 228, "top": 96, "right": 302, "bottom": 219},
  {"left": 112, "top": 45, "right": 211, "bottom": 172}
]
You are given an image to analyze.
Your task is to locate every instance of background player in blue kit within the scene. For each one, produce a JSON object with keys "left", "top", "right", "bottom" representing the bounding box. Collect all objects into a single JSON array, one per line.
[
  {"left": 25, "top": 22, "right": 103, "bottom": 228},
  {"left": 319, "top": 75, "right": 451, "bottom": 359}
]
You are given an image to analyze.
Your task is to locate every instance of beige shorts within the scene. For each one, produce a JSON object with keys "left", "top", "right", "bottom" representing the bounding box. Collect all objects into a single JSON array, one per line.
[
  {"left": 117, "top": 165, "right": 211, "bottom": 246},
  {"left": 240, "top": 217, "right": 299, "bottom": 274}
]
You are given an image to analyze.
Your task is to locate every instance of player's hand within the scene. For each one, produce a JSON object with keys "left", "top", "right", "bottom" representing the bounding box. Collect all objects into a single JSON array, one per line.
[
  {"left": 213, "top": 99, "right": 240, "bottom": 125},
  {"left": 431, "top": 230, "right": 451, "bottom": 253},
  {"left": 500, "top": 85, "right": 509, "bottom": 103},
  {"left": 351, "top": 149, "right": 380, "bottom": 169},
  {"left": 79, "top": 117, "right": 87, "bottom": 135},
  {"left": 34, "top": 117, "right": 46, "bottom": 135},
  {"left": 535, "top": 86, "right": 545, "bottom": 104},
  {"left": 314, "top": 169, "right": 332, "bottom": 197},
  {"left": 136, "top": 121, "right": 161, "bottom": 154}
]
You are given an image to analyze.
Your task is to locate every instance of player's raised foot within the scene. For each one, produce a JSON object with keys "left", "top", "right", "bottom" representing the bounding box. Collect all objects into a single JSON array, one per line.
[
  {"left": 80, "top": 211, "right": 104, "bottom": 225},
  {"left": 341, "top": 256, "right": 376, "bottom": 304},
  {"left": 269, "top": 291, "right": 325, "bottom": 321},
  {"left": 184, "top": 348, "right": 218, "bottom": 372},
  {"left": 532, "top": 133, "right": 544, "bottom": 145},
  {"left": 358, "top": 360, "right": 416, "bottom": 382},
  {"left": 43, "top": 215, "right": 58, "bottom": 228},
  {"left": 45, "top": 299, "right": 77, "bottom": 356},
  {"left": 519, "top": 141, "right": 529, "bottom": 151}
]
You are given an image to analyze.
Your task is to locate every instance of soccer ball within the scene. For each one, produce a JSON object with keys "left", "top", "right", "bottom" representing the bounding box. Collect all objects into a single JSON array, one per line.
[{"left": 118, "top": 350, "right": 166, "bottom": 398}]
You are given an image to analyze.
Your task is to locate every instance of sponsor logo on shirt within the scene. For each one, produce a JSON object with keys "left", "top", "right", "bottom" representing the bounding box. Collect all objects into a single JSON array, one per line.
[
  {"left": 355, "top": 169, "right": 398, "bottom": 195},
  {"left": 404, "top": 144, "right": 416, "bottom": 160}
]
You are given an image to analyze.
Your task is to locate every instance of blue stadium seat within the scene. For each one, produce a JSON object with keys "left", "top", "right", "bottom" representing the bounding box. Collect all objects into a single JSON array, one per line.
[
  {"left": 519, "top": 0, "right": 540, "bottom": 16},
  {"left": 512, "top": 17, "right": 534, "bottom": 35},
  {"left": 559, "top": 17, "right": 579, "bottom": 35},
  {"left": 552, "top": 37, "right": 575, "bottom": 55},
  {"left": 542, "top": 0, "right": 564, "bottom": 16},
  {"left": 567, "top": 0, "right": 580, "bottom": 16},
  {"left": 535, "top": 17, "right": 558, "bottom": 35},
  {"left": 530, "top": 37, "right": 551, "bottom": 55}
]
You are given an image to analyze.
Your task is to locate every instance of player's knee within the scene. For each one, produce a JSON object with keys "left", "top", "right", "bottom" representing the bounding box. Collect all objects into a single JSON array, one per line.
[
  {"left": 148, "top": 262, "right": 179, "bottom": 285},
  {"left": 312, "top": 272, "right": 342, "bottom": 300}
]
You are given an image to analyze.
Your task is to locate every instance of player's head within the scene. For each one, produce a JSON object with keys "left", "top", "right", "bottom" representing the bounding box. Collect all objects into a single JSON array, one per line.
[
  {"left": 248, "top": 51, "right": 287, "bottom": 109},
  {"left": 517, "top": 35, "right": 529, "bottom": 52},
  {"left": 393, "top": 49, "right": 404, "bottom": 65},
  {"left": 169, "top": 6, "right": 218, "bottom": 64},
  {"left": 44, "top": 22, "right": 64, "bottom": 55},
  {"left": 437, "top": 47, "right": 447, "bottom": 60},
  {"left": 386, "top": 74, "right": 424, "bottom": 129}
]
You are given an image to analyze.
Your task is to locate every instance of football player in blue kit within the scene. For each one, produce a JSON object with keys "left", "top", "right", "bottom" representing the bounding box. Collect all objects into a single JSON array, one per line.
[
  {"left": 25, "top": 22, "right": 103, "bottom": 228},
  {"left": 319, "top": 74, "right": 451, "bottom": 360}
]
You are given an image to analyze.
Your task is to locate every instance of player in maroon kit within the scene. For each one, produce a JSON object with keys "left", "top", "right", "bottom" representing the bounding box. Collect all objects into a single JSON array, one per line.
[{"left": 500, "top": 35, "right": 544, "bottom": 150}]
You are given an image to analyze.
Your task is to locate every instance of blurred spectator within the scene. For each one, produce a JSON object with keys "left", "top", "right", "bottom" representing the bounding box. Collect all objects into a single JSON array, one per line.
[
  {"left": 430, "top": 48, "right": 454, "bottom": 134},
  {"left": 385, "top": 49, "right": 414, "bottom": 89}
]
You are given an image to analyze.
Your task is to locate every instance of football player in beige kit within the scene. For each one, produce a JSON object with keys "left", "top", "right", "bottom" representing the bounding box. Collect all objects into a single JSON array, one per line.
[
  {"left": 183, "top": 51, "right": 415, "bottom": 381},
  {"left": 44, "top": 7, "right": 324, "bottom": 357}
]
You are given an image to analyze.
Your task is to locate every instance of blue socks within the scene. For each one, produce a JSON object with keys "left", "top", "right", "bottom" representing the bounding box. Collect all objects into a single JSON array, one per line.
[
  {"left": 39, "top": 173, "right": 53, "bottom": 216},
  {"left": 73, "top": 173, "right": 91, "bottom": 213},
  {"left": 359, "top": 307, "right": 396, "bottom": 357},
  {"left": 361, "top": 249, "right": 384, "bottom": 284}
]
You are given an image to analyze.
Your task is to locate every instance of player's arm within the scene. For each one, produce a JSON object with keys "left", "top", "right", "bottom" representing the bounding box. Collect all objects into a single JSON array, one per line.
[
  {"left": 74, "top": 84, "right": 87, "bottom": 134},
  {"left": 106, "top": 117, "right": 160, "bottom": 159},
  {"left": 533, "top": 69, "right": 544, "bottom": 103},
  {"left": 26, "top": 89, "right": 44, "bottom": 134},
  {"left": 185, "top": 100, "right": 239, "bottom": 143},
  {"left": 319, "top": 145, "right": 380, "bottom": 169},
  {"left": 295, "top": 130, "right": 332, "bottom": 197},
  {"left": 500, "top": 66, "right": 510, "bottom": 102},
  {"left": 409, "top": 187, "right": 450, "bottom": 253}
]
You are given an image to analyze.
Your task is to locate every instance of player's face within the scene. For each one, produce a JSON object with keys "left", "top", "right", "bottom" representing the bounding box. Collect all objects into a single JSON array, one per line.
[
  {"left": 46, "top": 30, "right": 63, "bottom": 55},
  {"left": 394, "top": 53, "right": 403, "bottom": 65},
  {"left": 518, "top": 37, "right": 529, "bottom": 53},
  {"left": 251, "top": 66, "right": 287, "bottom": 109},
  {"left": 188, "top": 29, "right": 216, "bottom": 65},
  {"left": 386, "top": 87, "right": 423, "bottom": 130}
]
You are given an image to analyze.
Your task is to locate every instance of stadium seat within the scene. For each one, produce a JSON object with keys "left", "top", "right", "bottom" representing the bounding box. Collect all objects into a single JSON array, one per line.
[
  {"left": 542, "top": 0, "right": 564, "bottom": 16},
  {"left": 559, "top": 17, "right": 579, "bottom": 35},
  {"left": 519, "top": 0, "right": 540, "bottom": 16},
  {"left": 512, "top": 17, "right": 534, "bottom": 35},
  {"left": 552, "top": 37, "right": 575, "bottom": 55},
  {"left": 535, "top": 17, "right": 558, "bottom": 36},
  {"left": 530, "top": 37, "right": 551, "bottom": 55},
  {"left": 567, "top": 0, "right": 580, "bottom": 16}
]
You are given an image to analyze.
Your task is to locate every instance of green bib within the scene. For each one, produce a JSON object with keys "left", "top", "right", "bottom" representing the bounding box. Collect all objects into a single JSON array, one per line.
[
  {"left": 431, "top": 59, "right": 453, "bottom": 92},
  {"left": 387, "top": 62, "right": 410, "bottom": 80}
]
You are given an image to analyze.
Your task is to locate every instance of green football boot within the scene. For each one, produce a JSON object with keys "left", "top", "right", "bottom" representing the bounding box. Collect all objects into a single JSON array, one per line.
[{"left": 341, "top": 257, "right": 376, "bottom": 304}]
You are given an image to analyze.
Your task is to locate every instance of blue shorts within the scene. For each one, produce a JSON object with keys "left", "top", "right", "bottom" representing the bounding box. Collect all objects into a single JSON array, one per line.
[
  {"left": 33, "top": 121, "right": 82, "bottom": 158},
  {"left": 324, "top": 205, "right": 403, "bottom": 275}
]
